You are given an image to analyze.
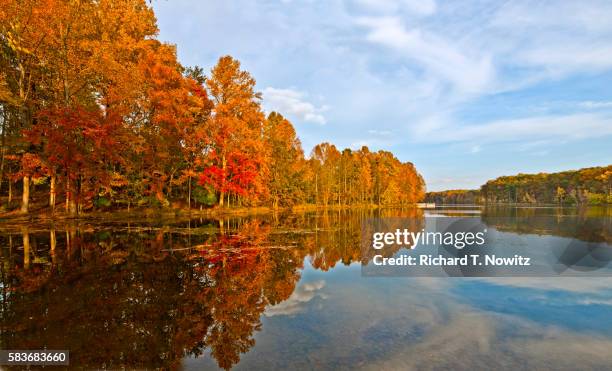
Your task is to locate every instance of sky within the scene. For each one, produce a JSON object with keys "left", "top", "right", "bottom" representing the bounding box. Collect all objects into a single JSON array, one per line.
[{"left": 152, "top": 0, "right": 612, "bottom": 191}]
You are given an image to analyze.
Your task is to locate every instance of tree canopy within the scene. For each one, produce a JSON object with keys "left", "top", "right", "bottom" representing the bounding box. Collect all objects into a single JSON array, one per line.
[
  {"left": 426, "top": 166, "right": 611, "bottom": 205},
  {"left": 0, "top": 0, "right": 426, "bottom": 215}
]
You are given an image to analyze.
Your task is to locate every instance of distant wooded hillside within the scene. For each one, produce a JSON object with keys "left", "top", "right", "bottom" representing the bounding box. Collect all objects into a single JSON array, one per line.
[{"left": 425, "top": 165, "right": 611, "bottom": 205}]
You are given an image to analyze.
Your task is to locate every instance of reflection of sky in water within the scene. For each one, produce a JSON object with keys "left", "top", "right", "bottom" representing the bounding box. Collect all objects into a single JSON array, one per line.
[
  {"left": 453, "top": 279, "right": 612, "bottom": 334},
  {"left": 4, "top": 206, "right": 608, "bottom": 370},
  {"left": 366, "top": 216, "right": 612, "bottom": 277},
  {"left": 185, "top": 260, "right": 612, "bottom": 370}
]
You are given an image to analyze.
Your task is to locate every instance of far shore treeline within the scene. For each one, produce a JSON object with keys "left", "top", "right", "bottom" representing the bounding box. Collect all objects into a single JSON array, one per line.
[
  {"left": 0, "top": 0, "right": 425, "bottom": 216},
  {"left": 425, "top": 165, "right": 611, "bottom": 205}
]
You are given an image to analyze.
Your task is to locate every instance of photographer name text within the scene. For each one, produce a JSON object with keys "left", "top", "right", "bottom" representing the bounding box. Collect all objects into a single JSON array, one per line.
[{"left": 372, "top": 254, "right": 531, "bottom": 266}]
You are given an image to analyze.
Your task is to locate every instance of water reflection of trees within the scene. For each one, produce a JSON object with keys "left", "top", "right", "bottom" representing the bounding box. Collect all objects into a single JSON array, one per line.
[
  {"left": 482, "top": 206, "right": 611, "bottom": 244},
  {"left": 297, "top": 208, "right": 425, "bottom": 270},
  {"left": 1, "top": 222, "right": 301, "bottom": 369},
  {"left": 5, "top": 207, "right": 607, "bottom": 369},
  {"left": 0, "top": 208, "right": 424, "bottom": 369}
]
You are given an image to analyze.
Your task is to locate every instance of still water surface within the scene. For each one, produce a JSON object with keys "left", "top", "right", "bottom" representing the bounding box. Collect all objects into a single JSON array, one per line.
[{"left": 0, "top": 206, "right": 611, "bottom": 370}]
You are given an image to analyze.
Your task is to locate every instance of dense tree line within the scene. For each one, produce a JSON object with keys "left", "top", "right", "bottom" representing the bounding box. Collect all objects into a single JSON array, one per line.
[
  {"left": 424, "top": 189, "right": 481, "bottom": 204},
  {"left": 481, "top": 165, "right": 611, "bottom": 205},
  {"left": 0, "top": 0, "right": 425, "bottom": 216},
  {"left": 427, "top": 166, "right": 611, "bottom": 205}
]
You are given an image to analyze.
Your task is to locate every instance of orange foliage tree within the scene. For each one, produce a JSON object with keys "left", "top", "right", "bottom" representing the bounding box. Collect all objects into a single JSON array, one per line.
[
  {"left": 199, "top": 56, "right": 268, "bottom": 207},
  {"left": 0, "top": 1, "right": 427, "bottom": 215}
]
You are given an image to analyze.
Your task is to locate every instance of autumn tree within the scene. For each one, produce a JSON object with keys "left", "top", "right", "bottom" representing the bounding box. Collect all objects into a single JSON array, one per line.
[
  {"left": 0, "top": 0, "right": 159, "bottom": 214},
  {"left": 310, "top": 142, "right": 340, "bottom": 206},
  {"left": 346, "top": 146, "right": 371, "bottom": 204},
  {"left": 396, "top": 162, "right": 425, "bottom": 204},
  {"left": 1, "top": 1, "right": 430, "bottom": 215},
  {"left": 263, "top": 112, "right": 305, "bottom": 207},
  {"left": 122, "top": 42, "right": 212, "bottom": 208},
  {"left": 199, "top": 56, "right": 267, "bottom": 207},
  {"left": 27, "top": 106, "right": 126, "bottom": 214},
  {"left": 0, "top": 0, "right": 57, "bottom": 212}
]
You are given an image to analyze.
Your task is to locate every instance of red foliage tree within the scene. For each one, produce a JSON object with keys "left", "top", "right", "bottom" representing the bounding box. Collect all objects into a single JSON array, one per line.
[{"left": 27, "top": 106, "right": 124, "bottom": 214}]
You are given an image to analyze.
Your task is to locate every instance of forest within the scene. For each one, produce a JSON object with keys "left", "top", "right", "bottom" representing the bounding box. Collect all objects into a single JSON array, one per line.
[
  {"left": 0, "top": 0, "right": 425, "bottom": 216},
  {"left": 424, "top": 189, "right": 481, "bottom": 205},
  {"left": 425, "top": 165, "right": 611, "bottom": 205},
  {"left": 480, "top": 165, "right": 611, "bottom": 205}
]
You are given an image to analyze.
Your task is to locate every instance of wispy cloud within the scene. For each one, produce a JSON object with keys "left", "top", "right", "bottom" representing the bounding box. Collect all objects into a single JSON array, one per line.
[
  {"left": 355, "top": 16, "right": 494, "bottom": 95},
  {"left": 264, "top": 280, "right": 326, "bottom": 317},
  {"left": 491, "top": 1, "right": 612, "bottom": 76},
  {"left": 263, "top": 87, "right": 328, "bottom": 125},
  {"left": 580, "top": 101, "right": 612, "bottom": 109},
  {"left": 352, "top": 0, "right": 437, "bottom": 16},
  {"left": 415, "top": 113, "right": 612, "bottom": 144},
  {"left": 153, "top": 0, "right": 612, "bottom": 189}
]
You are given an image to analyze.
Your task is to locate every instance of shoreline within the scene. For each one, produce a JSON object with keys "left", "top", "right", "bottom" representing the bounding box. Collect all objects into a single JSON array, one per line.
[
  {"left": 0, "top": 203, "right": 399, "bottom": 226},
  {"left": 1, "top": 202, "right": 608, "bottom": 222}
]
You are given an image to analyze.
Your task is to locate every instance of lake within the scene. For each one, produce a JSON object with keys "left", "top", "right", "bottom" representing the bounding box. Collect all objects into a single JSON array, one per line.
[{"left": 1, "top": 206, "right": 611, "bottom": 370}]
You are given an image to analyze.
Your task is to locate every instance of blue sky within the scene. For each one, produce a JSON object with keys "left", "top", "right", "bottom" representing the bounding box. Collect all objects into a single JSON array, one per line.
[{"left": 152, "top": 0, "right": 612, "bottom": 191}]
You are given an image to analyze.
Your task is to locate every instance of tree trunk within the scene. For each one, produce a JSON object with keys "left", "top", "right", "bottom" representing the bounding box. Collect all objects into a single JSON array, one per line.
[
  {"left": 315, "top": 173, "right": 318, "bottom": 205},
  {"left": 77, "top": 174, "right": 83, "bottom": 215},
  {"left": 188, "top": 175, "right": 191, "bottom": 210},
  {"left": 0, "top": 125, "right": 5, "bottom": 199},
  {"left": 219, "top": 155, "right": 227, "bottom": 207},
  {"left": 65, "top": 176, "right": 70, "bottom": 212},
  {"left": 65, "top": 175, "right": 77, "bottom": 216},
  {"left": 20, "top": 176, "right": 30, "bottom": 213},
  {"left": 8, "top": 180, "right": 12, "bottom": 205},
  {"left": 50, "top": 174, "right": 56, "bottom": 211}
]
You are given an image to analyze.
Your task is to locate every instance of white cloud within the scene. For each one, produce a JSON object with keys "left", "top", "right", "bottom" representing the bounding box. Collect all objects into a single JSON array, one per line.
[
  {"left": 264, "top": 280, "right": 326, "bottom": 317},
  {"left": 263, "top": 87, "right": 328, "bottom": 125},
  {"left": 487, "top": 1, "right": 612, "bottom": 81},
  {"left": 355, "top": 16, "right": 494, "bottom": 95},
  {"left": 352, "top": 0, "right": 436, "bottom": 16},
  {"left": 154, "top": 0, "right": 612, "bottom": 189},
  {"left": 580, "top": 101, "right": 612, "bottom": 109},
  {"left": 415, "top": 113, "right": 612, "bottom": 144},
  {"left": 403, "top": 0, "right": 436, "bottom": 16},
  {"left": 519, "top": 44, "right": 612, "bottom": 75},
  {"left": 491, "top": 1, "right": 612, "bottom": 34}
]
